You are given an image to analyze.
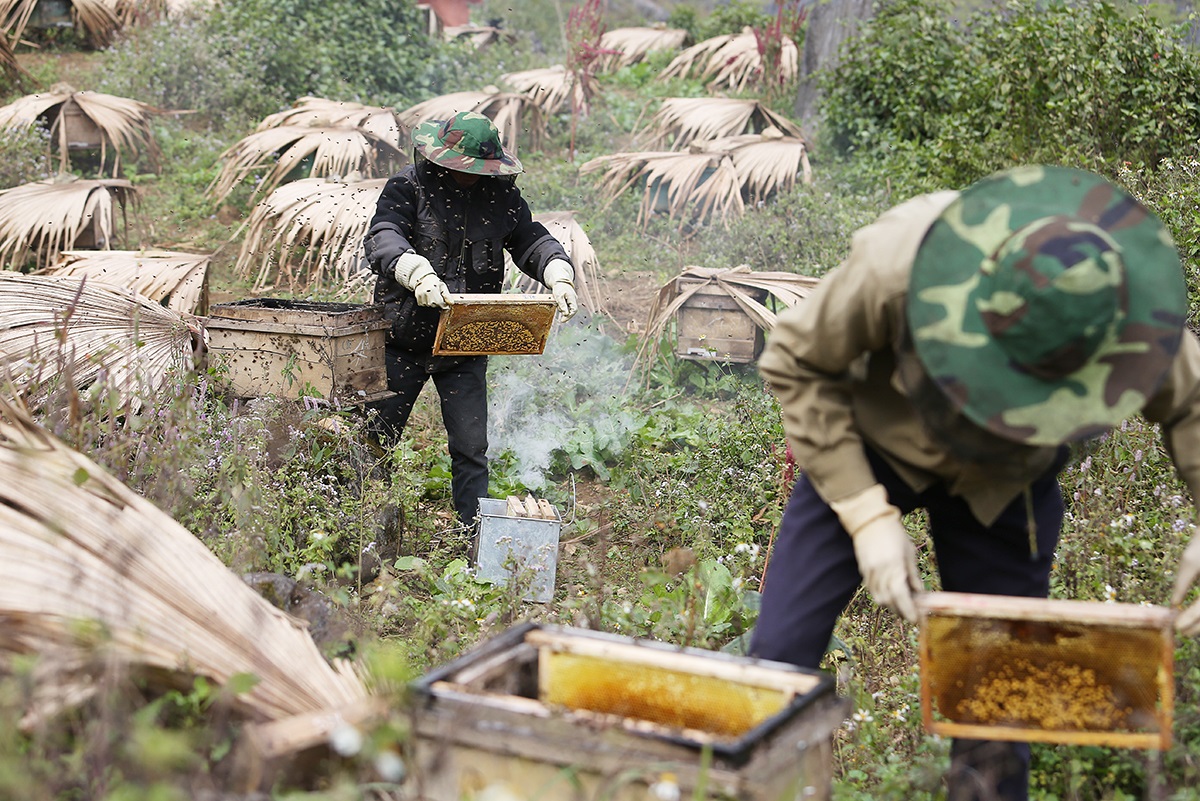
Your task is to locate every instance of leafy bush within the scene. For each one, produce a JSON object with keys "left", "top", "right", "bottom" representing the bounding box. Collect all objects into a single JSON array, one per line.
[
  {"left": 0, "top": 123, "right": 51, "bottom": 188},
  {"left": 102, "top": 0, "right": 462, "bottom": 127},
  {"left": 820, "top": 0, "right": 1200, "bottom": 195}
]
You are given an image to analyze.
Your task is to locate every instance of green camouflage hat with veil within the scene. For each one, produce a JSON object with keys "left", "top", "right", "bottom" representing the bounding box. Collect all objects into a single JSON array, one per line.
[
  {"left": 412, "top": 111, "right": 522, "bottom": 176},
  {"left": 907, "top": 165, "right": 1188, "bottom": 446}
]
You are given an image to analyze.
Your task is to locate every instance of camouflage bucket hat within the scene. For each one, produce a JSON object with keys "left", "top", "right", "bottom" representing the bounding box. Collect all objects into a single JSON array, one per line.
[
  {"left": 412, "top": 111, "right": 522, "bottom": 176},
  {"left": 907, "top": 165, "right": 1187, "bottom": 446}
]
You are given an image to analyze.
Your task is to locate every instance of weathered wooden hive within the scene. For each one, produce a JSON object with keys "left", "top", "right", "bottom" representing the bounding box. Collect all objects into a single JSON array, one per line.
[
  {"left": 204, "top": 299, "right": 391, "bottom": 403},
  {"left": 674, "top": 274, "right": 767, "bottom": 363},
  {"left": 406, "top": 623, "right": 847, "bottom": 801}
]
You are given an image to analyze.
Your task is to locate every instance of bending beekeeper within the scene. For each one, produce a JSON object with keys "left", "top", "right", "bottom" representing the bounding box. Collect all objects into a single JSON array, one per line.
[
  {"left": 363, "top": 111, "right": 577, "bottom": 525},
  {"left": 749, "top": 165, "right": 1200, "bottom": 801}
]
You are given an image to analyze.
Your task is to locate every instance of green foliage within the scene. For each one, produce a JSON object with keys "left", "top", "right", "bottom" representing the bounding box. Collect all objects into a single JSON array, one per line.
[
  {"left": 685, "top": 174, "right": 887, "bottom": 275},
  {"left": 820, "top": 0, "right": 1200, "bottom": 196},
  {"left": 692, "top": 0, "right": 774, "bottom": 41},
  {"left": 98, "top": 12, "right": 269, "bottom": 133},
  {"left": 101, "top": 0, "right": 461, "bottom": 128},
  {"left": 1114, "top": 152, "right": 1200, "bottom": 328},
  {"left": 0, "top": 123, "right": 52, "bottom": 188}
]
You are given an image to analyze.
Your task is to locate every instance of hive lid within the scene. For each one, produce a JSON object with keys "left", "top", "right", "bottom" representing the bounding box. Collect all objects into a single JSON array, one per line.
[
  {"left": 207, "top": 298, "right": 389, "bottom": 331},
  {"left": 433, "top": 294, "right": 557, "bottom": 356}
]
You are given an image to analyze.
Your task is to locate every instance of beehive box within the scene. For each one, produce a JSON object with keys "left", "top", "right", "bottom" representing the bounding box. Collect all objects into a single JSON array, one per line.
[
  {"left": 473, "top": 497, "right": 560, "bottom": 603},
  {"left": 433, "top": 294, "right": 556, "bottom": 356},
  {"left": 919, "top": 592, "right": 1175, "bottom": 749},
  {"left": 204, "top": 299, "right": 391, "bottom": 403},
  {"left": 675, "top": 277, "right": 767, "bottom": 363},
  {"left": 406, "top": 623, "right": 847, "bottom": 801}
]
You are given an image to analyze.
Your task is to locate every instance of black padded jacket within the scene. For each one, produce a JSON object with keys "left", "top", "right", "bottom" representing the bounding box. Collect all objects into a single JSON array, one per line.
[{"left": 363, "top": 161, "right": 570, "bottom": 354}]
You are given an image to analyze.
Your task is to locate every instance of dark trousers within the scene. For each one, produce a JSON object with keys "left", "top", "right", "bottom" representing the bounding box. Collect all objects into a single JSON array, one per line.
[
  {"left": 368, "top": 344, "right": 489, "bottom": 525},
  {"left": 750, "top": 447, "right": 1066, "bottom": 801}
]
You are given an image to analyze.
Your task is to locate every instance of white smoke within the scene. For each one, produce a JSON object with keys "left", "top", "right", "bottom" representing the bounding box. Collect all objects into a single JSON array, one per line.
[{"left": 487, "top": 318, "right": 633, "bottom": 489}]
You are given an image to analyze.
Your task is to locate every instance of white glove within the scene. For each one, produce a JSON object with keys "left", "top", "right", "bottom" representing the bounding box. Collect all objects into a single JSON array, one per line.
[
  {"left": 393, "top": 252, "right": 450, "bottom": 309},
  {"left": 1172, "top": 534, "right": 1200, "bottom": 635},
  {"left": 829, "top": 484, "right": 922, "bottom": 623},
  {"left": 543, "top": 258, "right": 578, "bottom": 321}
]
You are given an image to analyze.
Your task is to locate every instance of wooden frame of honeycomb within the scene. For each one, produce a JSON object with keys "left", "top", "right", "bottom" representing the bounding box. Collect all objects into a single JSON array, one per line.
[
  {"left": 433, "top": 294, "right": 557, "bottom": 356},
  {"left": 917, "top": 592, "right": 1175, "bottom": 749}
]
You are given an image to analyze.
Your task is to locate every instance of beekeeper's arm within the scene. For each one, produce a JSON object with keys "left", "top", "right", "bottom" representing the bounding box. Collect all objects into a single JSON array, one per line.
[
  {"left": 1144, "top": 331, "right": 1200, "bottom": 634},
  {"left": 759, "top": 191, "right": 957, "bottom": 622}
]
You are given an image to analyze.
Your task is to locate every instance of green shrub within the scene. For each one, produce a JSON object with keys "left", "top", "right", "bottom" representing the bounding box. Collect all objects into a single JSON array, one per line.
[
  {"left": 820, "top": 0, "right": 1200, "bottom": 195},
  {"left": 0, "top": 123, "right": 52, "bottom": 188}
]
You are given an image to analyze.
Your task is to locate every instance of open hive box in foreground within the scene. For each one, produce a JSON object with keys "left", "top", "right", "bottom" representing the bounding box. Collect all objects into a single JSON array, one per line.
[
  {"left": 919, "top": 592, "right": 1175, "bottom": 749},
  {"left": 432, "top": 293, "right": 557, "bottom": 356},
  {"left": 406, "top": 623, "right": 847, "bottom": 801}
]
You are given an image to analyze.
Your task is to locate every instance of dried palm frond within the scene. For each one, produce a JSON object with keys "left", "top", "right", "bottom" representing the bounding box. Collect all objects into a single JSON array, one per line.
[
  {"left": 499, "top": 65, "right": 593, "bottom": 118},
  {"left": 0, "top": 177, "right": 138, "bottom": 271},
  {"left": 0, "top": 83, "right": 160, "bottom": 176},
  {"left": 504, "top": 211, "right": 604, "bottom": 317},
  {"left": 640, "top": 265, "right": 821, "bottom": 365},
  {"left": 235, "top": 177, "right": 386, "bottom": 292},
  {"left": 0, "top": 397, "right": 369, "bottom": 729},
  {"left": 256, "top": 96, "right": 406, "bottom": 148},
  {"left": 580, "top": 149, "right": 744, "bottom": 229},
  {"left": 658, "top": 28, "right": 797, "bottom": 93},
  {"left": 644, "top": 97, "right": 805, "bottom": 149},
  {"left": 0, "top": 29, "right": 25, "bottom": 86},
  {"left": 707, "top": 130, "right": 812, "bottom": 201},
  {"left": 0, "top": 273, "right": 200, "bottom": 415},
  {"left": 207, "top": 126, "right": 403, "bottom": 206},
  {"left": 398, "top": 89, "right": 543, "bottom": 156},
  {"left": 581, "top": 131, "right": 811, "bottom": 228},
  {"left": 41, "top": 249, "right": 211, "bottom": 315},
  {"left": 594, "top": 26, "right": 687, "bottom": 71},
  {"left": 443, "top": 24, "right": 511, "bottom": 49},
  {"left": 0, "top": 0, "right": 124, "bottom": 48}
]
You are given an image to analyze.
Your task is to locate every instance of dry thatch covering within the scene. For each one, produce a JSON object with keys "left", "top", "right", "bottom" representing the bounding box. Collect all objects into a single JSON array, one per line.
[
  {"left": 641, "top": 265, "right": 821, "bottom": 362},
  {"left": 499, "top": 65, "right": 592, "bottom": 117},
  {"left": 594, "top": 26, "right": 688, "bottom": 71},
  {"left": 0, "top": 28, "right": 24, "bottom": 85},
  {"left": 443, "top": 23, "right": 512, "bottom": 49},
  {"left": 0, "top": 83, "right": 160, "bottom": 176},
  {"left": 0, "top": 273, "right": 200, "bottom": 415},
  {"left": 41, "top": 249, "right": 211, "bottom": 315},
  {"left": 208, "top": 126, "right": 403, "bottom": 206},
  {"left": 581, "top": 148, "right": 742, "bottom": 228},
  {"left": 505, "top": 211, "right": 604, "bottom": 317},
  {"left": 643, "top": 97, "right": 806, "bottom": 150},
  {"left": 658, "top": 28, "right": 798, "bottom": 93},
  {"left": 398, "top": 89, "right": 543, "bottom": 156},
  {"left": 0, "top": 396, "right": 369, "bottom": 729},
  {"left": 256, "top": 96, "right": 406, "bottom": 148},
  {"left": 580, "top": 130, "right": 810, "bottom": 229},
  {"left": 235, "top": 177, "right": 386, "bottom": 293},
  {"left": 0, "top": 177, "right": 138, "bottom": 271},
  {"left": 0, "top": 0, "right": 127, "bottom": 48}
]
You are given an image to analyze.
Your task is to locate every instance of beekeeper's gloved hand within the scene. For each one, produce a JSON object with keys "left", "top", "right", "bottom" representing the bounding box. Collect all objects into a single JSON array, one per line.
[
  {"left": 1172, "top": 533, "right": 1200, "bottom": 635},
  {"left": 830, "top": 483, "right": 922, "bottom": 623},
  {"left": 393, "top": 251, "right": 450, "bottom": 309},
  {"left": 543, "top": 258, "right": 578, "bottom": 321}
]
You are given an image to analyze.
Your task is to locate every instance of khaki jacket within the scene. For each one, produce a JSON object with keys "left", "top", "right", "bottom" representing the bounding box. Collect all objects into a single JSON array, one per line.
[{"left": 760, "top": 191, "right": 1200, "bottom": 525}]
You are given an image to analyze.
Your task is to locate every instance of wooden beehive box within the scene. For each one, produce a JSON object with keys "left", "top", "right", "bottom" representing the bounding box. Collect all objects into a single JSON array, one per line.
[
  {"left": 675, "top": 276, "right": 767, "bottom": 363},
  {"left": 919, "top": 592, "right": 1175, "bottom": 749},
  {"left": 406, "top": 623, "right": 847, "bottom": 801},
  {"left": 204, "top": 299, "right": 391, "bottom": 403}
]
